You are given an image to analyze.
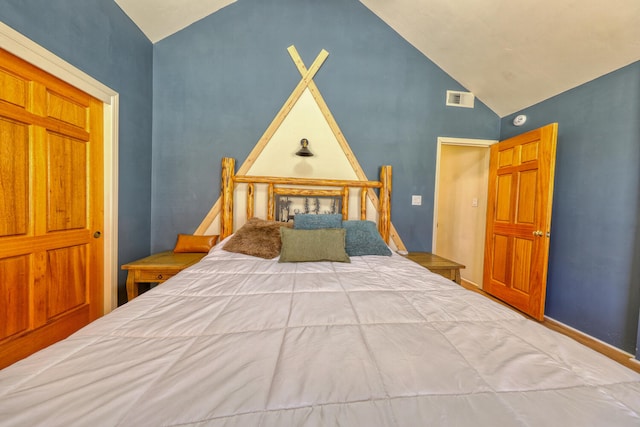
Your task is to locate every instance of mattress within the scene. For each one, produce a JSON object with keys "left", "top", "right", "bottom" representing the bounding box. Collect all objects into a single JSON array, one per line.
[{"left": 1, "top": 243, "right": 639, "bottom": 426}]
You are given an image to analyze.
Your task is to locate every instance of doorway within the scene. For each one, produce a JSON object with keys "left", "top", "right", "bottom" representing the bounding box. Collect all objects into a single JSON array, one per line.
[{"left": 433, "top": 137, "right": 496, "bottom": 287}]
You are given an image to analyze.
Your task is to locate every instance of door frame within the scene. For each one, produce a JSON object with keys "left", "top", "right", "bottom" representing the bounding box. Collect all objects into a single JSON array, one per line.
[
  {"left": 0, "top": 22, "right": 119, "bottom": 313},
  {"left": 433, "top": 137, "right": 497, "bottom": 283}
]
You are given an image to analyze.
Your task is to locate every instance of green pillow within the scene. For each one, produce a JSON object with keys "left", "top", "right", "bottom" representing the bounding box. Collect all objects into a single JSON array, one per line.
[{"left": 279, "top": 228, "right": 350, "bottom": 263}]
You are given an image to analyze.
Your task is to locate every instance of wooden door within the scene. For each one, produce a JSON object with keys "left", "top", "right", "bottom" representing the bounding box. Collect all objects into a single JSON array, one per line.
[
  {"left": 0, "top": 49, "right": 104, "bottom": 368},
  {"left": 483, "top": 123, "right": 557, "bottom": 320}
]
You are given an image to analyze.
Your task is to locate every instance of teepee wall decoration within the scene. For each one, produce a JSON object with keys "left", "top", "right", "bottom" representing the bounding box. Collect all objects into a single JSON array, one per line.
[{"left": 195, "top": 45, "right": 406, "bottom": 251}]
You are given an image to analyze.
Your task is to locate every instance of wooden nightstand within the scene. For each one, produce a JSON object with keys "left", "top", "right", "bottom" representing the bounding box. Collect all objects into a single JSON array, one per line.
[
  {"left": 121, "top": 251, "right": 207, "bottom": 301},
  {"left": 404, "top": 252, "right": 465, "bottom": 284}
]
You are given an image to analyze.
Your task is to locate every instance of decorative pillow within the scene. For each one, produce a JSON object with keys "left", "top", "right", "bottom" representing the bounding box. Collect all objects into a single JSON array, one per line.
[
  {"left": 342, "top": 220, "right": 392, "bottom": 256},
  {"left": 294, "top": 213, "right": 343, "bottom": 230},
  {"left": 173, "top": 234, "right": 219, "bottom": 253},
  {"left": 223, "top": 218, "right": 293, "bottom": 259},
  {"left": 279, "top": 227, "right": 350, "bottom": 263}
]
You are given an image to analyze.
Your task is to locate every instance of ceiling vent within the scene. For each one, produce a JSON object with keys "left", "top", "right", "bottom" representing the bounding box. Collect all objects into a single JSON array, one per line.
[{"left": 446, "top": 90, "right": 474, "bottom": 108}]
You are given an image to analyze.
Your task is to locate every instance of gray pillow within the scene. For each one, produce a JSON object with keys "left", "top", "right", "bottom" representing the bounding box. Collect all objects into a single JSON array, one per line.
[
  {"left": 342, "top": 220, "right": 392, "bottom": 256},
  {"left": 279, "top": 227, "right": 350, "bottom": 263},
  {"left": 294, "top": 213, "right": 343, "bottom": 229}
]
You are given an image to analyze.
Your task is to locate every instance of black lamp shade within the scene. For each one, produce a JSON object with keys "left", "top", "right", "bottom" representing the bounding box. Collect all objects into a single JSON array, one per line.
[{"left": 296, "top": 138, "right": 313, "bottom": 157}]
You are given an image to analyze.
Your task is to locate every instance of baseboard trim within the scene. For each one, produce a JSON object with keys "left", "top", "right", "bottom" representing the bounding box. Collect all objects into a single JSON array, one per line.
[
  {"left": 455, "top": 280, "right": 640, "bottom": 373},
  {"left": 543, "top": 317, "right": 640, "bottom": 373},
  {"left": 460, "top": 278, "right": 481, "bottom": 289}
]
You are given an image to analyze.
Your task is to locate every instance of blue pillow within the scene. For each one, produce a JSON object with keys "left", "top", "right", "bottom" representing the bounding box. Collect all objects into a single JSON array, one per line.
[
  {"left": 294, "top": 214, "right": 343, "bottom": 230},
  {"left": 342, "top": 220, "right": 392, "bottom": 256}
]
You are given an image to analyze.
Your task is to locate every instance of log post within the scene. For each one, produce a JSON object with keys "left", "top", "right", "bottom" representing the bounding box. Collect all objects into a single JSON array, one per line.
[
  {"left": 246, "top": 183, "right": 254, "bottom": 220},
  {"left": 379, "top": 165, "right": 392, "bottom": 243},
  {"left": 360, "top": 189, "right": 367, "bottom": 220},
  {"left": 267, "top": 183, "right": 275, "bottom": 221},
  {"left": 341, "top": 187, "right": 349, "bottom": 220},
  {"left": 220, "top": 157, "right": 235, "bottom": 239}
]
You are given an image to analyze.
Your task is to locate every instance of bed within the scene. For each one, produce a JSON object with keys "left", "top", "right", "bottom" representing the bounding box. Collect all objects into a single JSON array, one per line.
[{"left": 1, "top": 158, "right": 639, "bottom": 426}]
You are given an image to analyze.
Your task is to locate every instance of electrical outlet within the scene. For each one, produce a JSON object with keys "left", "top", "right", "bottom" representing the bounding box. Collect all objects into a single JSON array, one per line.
[{"left": 411, "top": 195, "right": 422, "bottom": 206}]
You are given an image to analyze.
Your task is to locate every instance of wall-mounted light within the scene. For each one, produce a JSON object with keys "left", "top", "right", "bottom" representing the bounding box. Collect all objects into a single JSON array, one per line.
[{"left": 295, "top": 138, "right": 313, "bottom": 157}]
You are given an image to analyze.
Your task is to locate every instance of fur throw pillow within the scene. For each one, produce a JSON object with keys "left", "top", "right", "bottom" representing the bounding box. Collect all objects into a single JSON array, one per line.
[{"left": 222, "top": 217, "right": 293, "bottom": 259}]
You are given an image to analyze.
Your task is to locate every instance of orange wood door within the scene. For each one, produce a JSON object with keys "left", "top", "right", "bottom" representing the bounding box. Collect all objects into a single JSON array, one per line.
[
  {"left": 0, "top": 49, "right": 104, "bottom": 368},
  {"left": 483, "top": 123, "right": 557, "bottom": 320}
]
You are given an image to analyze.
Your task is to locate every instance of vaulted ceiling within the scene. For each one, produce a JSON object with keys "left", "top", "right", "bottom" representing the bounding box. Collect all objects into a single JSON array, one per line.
[{"left": 114, "top": 0, "right": 640, "bottom": 117}]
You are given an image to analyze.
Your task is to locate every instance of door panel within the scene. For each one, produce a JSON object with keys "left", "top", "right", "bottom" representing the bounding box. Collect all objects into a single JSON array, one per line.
[
  {"left": 48, "top": 133, "right": 87, "bottom": 231},
  {"left": 0, "top": 48, "right": 103, "bottom": 368},
  {"left": 516, "top": 170, "right": 537, "bottom": 224},
  {"left": 491, "top": 234, "right": 509, "bottom": 284},
  {"left": 0, "top": 67, "right": 28, "bottom": 107},
  {"left": 496, "top": 174, "right": 513, "bottom": 222},
  {"left": 512, "top": 237, "right": 533, "bottom": 293},
  {"left": 483, "top": 124, "right": 557, "bottom": 320},
  {"left": 47, "top": 245, "right": 87, "bottom": 319},
  {"left": 47, "top": 90, "right": 87, "bottom": 129},
  {"left": 521, "top": 141, "right": 539, "bottom": 163},
  {"left": 498, "top": 147, "right": 515, "bottom": 167},
  {"left": 0, "top": 118, "right": 29, "bottom": 237},
  {"left": 0, "top": 255, "right": 30, "bottom": 340}
]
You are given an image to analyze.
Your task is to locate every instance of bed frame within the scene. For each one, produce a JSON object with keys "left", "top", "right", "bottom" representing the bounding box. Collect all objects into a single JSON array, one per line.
[{"left": 219, "top": 157, "right": 392, "bottom": 242}]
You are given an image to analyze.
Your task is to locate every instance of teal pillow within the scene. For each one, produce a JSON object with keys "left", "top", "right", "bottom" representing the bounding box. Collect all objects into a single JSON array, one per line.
[
  {"left": 294, "top": 214, "right": 343, "bottom": 230},
  {"left": 279, "top": 228, "right": 350, "bottom": 263},
  {"left": 342, "top": 220, "right": 392, "bottom": 256}
]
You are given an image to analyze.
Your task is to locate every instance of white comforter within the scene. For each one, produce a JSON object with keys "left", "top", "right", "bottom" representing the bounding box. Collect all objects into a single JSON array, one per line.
[{"left": 1, "top": 244, "right": 639, "bottom": 426}]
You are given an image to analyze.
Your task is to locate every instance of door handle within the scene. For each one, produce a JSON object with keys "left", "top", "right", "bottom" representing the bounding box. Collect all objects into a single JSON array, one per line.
[
  {"left": 532, "top": 230, "right": 544, "bottom": 237},
  {"left": 93, "top": 231, "right": 102, "bottom": 238}
]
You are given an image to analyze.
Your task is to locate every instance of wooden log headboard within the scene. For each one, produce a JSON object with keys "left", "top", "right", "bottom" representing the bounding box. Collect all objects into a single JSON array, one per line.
[{"left": 219, "top": 157, "right": 392, "bottom": 242}]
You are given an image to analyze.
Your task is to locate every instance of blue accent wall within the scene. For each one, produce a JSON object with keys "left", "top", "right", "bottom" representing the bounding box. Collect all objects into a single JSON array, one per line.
[
  {"left": 0, "top": 0, "right": 153, "bottom": 304},
  {"left": 151, "top": 0, "right": 499, "bottom": 253},
  {"left": 500, "top": 62, "right": 640, "bottom": 354}
]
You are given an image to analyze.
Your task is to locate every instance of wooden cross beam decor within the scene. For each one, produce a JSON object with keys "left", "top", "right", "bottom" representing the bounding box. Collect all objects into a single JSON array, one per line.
[
  {"left": 195, "top": 45, "right": 407, "bottom": 252},
  {"left": 195, "top": 47, "right": 328, "bottom": 234},
  {"left": 239, "top": 48, "right": 329, "bottom": 175},
  {"left": 286, "top": 46, "right": 406, "bottom": 251}
]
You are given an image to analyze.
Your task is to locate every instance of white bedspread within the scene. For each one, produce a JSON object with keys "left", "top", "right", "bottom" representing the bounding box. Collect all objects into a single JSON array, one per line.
[{"left": 1, "top": 244, "right": 639, "bottom": 426}]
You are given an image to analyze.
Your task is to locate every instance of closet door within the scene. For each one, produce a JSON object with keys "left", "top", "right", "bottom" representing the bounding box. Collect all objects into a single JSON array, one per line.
[{"left": 0, "top": 49, "right": 103, "bottom": 368}]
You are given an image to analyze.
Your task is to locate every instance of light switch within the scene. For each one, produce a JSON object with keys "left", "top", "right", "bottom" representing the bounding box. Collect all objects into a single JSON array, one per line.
[
  {"left": 412, "top": 195, "right": 422, "bottom": 206},
  {"left": 472, "top": 197, "right": 478, "bottom": 207}
]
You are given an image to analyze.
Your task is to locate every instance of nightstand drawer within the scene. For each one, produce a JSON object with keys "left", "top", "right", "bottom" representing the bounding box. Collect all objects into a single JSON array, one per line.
[{"left": 136, "top": 270, "right": 176, "bottom": 282}]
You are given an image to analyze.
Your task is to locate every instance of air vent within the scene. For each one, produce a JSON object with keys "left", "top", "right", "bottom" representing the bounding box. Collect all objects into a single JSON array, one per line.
[{"left": 446, "top": 90, "right": 475, "bottom": 108}]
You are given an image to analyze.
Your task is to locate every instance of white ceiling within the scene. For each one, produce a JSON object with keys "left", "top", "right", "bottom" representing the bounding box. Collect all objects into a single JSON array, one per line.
[
  {"left": 114, "top": 0, "right": 235, "bottom": 44},
  {"left": 114, "top": 0, "right": 640, "bottom": 117}
]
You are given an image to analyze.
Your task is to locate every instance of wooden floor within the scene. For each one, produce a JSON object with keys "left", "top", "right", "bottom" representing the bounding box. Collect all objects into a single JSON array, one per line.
[{"left": 458, "top": 279, "right": 640, "bottom": 373}]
